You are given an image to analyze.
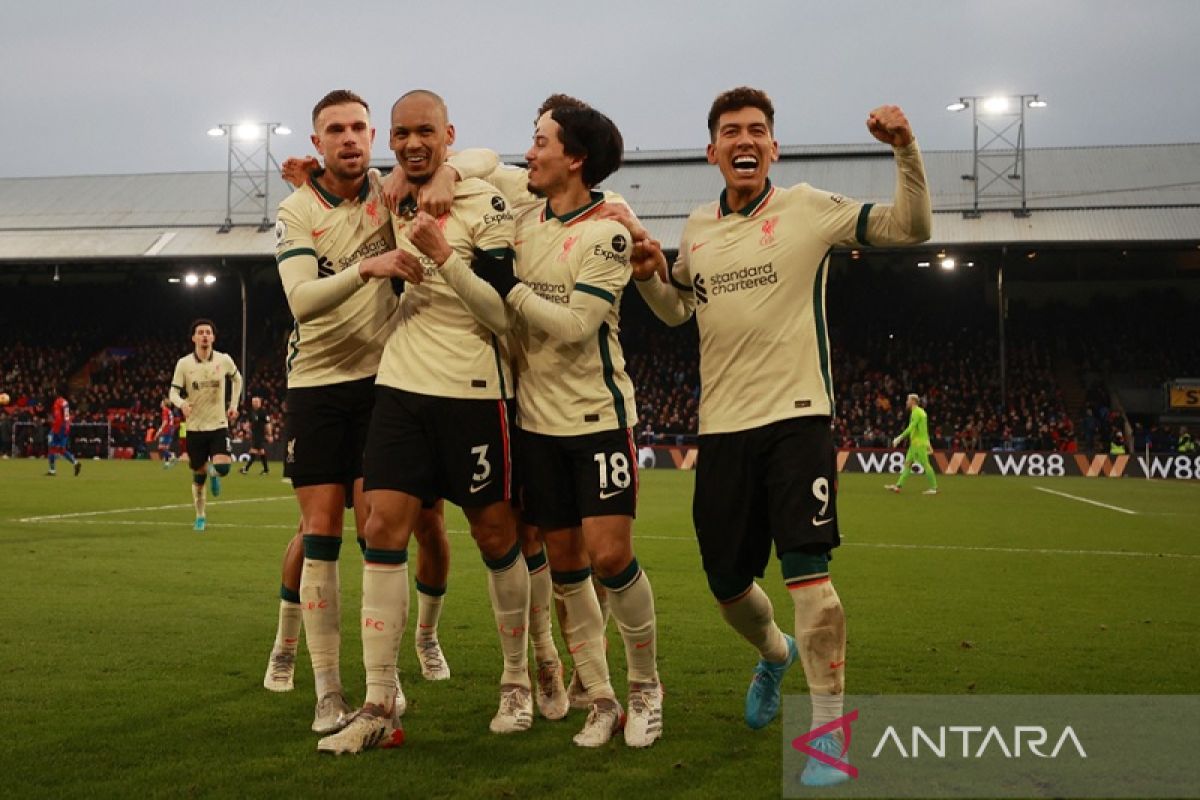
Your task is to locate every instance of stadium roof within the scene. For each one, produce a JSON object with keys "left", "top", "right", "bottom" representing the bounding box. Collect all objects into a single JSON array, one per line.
[{"left": 1, "top": 143, "right": 1198, "bottom": 262}]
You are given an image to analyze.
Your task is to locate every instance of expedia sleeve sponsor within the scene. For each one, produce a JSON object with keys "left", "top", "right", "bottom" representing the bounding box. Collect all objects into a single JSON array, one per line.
[
  {"left": 577, "top": 221, "right": 632, "bottom": 298},
  {"left": 466, "top": 185, "right": 516, "bottom": 252}
]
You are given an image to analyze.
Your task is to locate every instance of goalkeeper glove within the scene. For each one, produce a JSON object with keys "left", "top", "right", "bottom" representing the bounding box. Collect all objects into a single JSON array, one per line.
[{"left": 472, "top": 247, "right": 520, "bottom": 298}]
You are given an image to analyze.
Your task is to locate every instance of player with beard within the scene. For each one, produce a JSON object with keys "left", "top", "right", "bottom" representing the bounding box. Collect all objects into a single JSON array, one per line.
[{"left": 269, "top": 89, "right": 483, "bottom": 732}]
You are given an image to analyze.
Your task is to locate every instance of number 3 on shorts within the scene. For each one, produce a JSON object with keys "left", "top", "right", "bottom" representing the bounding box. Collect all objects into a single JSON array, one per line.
[{"left": 471, "top": 444, "right": 491, "bottom": 482}]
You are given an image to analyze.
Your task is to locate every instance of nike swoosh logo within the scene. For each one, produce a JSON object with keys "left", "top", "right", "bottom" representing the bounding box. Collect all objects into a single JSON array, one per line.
[
  {"left": 690, "top": 241, "right": 708, "bottom": 253},
  {"left": 568, "top": 642, "right": 586, "bottom": 654},
  {"left": 312, "top": 227, "right": 330, "bottom": 239},
  {"left": 469, "top": 481, "right": 493, "bottom": 494},
  {"left": 599, "top": 489, "right": 624, "bottom": 500},
  {"left": 634, "top": 641, "right": 652, "bottom": 649},
  {"left": 829, "top": 660, "right": 846, "bottom": 669},
  {"left": 812, "top": 516, "right": 832, "bottom": 527}
]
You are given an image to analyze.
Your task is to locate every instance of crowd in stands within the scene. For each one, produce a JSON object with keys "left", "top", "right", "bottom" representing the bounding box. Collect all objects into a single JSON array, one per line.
[{"left": 3, "top": 276, "right": 1198, "bottom": 458}]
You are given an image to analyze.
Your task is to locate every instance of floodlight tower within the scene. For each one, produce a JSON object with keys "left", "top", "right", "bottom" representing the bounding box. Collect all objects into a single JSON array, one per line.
[
  {"left": 207, "top": 122, "right": 291, "bottom": 232},
  {"left": 947, "top": 95, "right": 1046, "bottom": 218}
]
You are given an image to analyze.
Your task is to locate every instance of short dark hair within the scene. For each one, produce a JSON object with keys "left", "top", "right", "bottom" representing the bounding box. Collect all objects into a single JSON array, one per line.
[
  {"left": 536, "top": 93, "right": 589, "bottom": 124},
  {"left": 707, "top": 86, "right": 775, "bottom": 141},
  {"left": 312, "top": 89, "right": 369, "bottom": 128},
  {"left": 190, "top": 318, "right": 216, "bottom": 336},
  {"left": 549, "top": 105, "right": 624, "bottom": 188}
]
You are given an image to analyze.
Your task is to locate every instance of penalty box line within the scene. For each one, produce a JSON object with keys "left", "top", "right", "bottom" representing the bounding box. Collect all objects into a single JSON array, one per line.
[{"left": 1033, "top": 486, "right": 1138, "bottom": 515}]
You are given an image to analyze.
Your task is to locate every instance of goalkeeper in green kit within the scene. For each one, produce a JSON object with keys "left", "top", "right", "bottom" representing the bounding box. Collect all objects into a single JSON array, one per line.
[{"left": 886, "top": 393, "right": 939, "bottom": 495}]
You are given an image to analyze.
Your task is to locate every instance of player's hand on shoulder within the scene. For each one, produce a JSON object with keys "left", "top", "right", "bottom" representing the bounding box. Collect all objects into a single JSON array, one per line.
[
  {"left": 631, "top": 238, "right": 669, "bottom": 283},
  {"left": 866, "top": 105, "right": 914, "bottom": 148},
  {"left": 281, "top": 156, "right": 320, "bottom": 188},
  {"left": 417, "top": 165, "right": 457, "bottom": 218},
  {"left": 407, "top": 211, "right": 453, "bottom": 265},
  {"left": 380, "top": 168, "right": 410, "bottom": 213},
  {"left": 592, "top": 202, "right": 648, "bottom": 243}
]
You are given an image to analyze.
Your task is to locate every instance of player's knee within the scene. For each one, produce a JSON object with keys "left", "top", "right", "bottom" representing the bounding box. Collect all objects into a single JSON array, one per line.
[
  {"left": 192, "top": 472, "right": 207, "bottom": 486},
  {"left": 213, "top": 463, "right": 231, "bottom": 477},
  {"left": 706, "top": 570, "right": 754, "bottom": 603},
  {"left": 591, "top": 547, "right": 635, "bottom": 580},
  {"left": 543, "top": 529, "right": 588, "bottom": 572}
]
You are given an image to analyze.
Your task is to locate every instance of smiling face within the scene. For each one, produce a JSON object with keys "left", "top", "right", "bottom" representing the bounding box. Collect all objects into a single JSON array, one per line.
[
  {"left": 524, "top": 111, "right": 579, "bottom": 197},
  {"left": 706, "top": 106, "right": 779, "bottom": 201},
  {"left": 311, "top": 101, "right": 373, "bottom": 182},
  {"left": 390, "top": 92, "right": 455, "bottom": 185}
]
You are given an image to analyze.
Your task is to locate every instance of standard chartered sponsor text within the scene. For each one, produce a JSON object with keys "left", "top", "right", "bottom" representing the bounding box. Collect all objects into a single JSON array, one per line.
[{"left": 709, "top": 261, "right": 777, "bottom": 294}]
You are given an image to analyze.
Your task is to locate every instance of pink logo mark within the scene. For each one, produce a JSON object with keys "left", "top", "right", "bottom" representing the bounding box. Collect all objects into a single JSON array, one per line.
[{"left": 791, "top": 708, "right": 859, "bottom": 779}]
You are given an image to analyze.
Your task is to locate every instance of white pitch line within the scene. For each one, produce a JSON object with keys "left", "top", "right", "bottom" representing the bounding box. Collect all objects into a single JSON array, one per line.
[
  {"left": 15, "top": 518, "right": 1198, "bottom": 561},
  {"left": 15, "top": 495, "right": 292, "bottom": 523},
  {"left": 1033, "top": 486, "right": 1138, "bottom": 515},
  {"left": 842, "top": 541, "right": 1200, "bottom": 560}
]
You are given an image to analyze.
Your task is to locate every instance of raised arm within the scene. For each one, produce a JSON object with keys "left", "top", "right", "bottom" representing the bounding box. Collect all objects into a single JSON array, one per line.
[{"left": 857, "top": 105, "right": 932, "bottom": 246}]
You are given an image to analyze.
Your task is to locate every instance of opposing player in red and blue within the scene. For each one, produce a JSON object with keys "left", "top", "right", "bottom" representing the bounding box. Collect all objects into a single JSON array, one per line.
[
  {"left": 46, "top": 388, "right": 81, "bottom": 477},
  {"left": 158, "top": 399, "right": 179, "bottom": 469}
]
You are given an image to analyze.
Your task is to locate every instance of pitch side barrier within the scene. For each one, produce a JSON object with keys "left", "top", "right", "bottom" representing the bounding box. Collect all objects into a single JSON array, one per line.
[{"left": 638, "top": 446, "right": 1200, "bottom": 480}]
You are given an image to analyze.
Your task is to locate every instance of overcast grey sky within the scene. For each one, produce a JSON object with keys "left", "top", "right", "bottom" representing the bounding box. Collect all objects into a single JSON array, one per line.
[{"left": 3, "top": 0, "right": 1198, "bottom": 178}]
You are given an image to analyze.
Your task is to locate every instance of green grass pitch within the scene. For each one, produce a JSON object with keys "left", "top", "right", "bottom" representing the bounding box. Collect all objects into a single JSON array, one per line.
[{"left": 0, "top": 460, "right": 1196, "bottom": 798}]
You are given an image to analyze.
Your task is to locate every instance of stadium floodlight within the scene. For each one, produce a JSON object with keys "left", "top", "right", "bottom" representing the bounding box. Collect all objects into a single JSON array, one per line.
[
  {"left": 940, "top": 258, "right": 957, "bottom": 271},
  {"left": 167, "top": 277, "right": 181, "bottom": 284},
  {"left": 208, "top": 120, "right": 288, "bottom": 233},
  {"left": 981, "top": 96, "right": 1010, "bottom": 114},
  {"left": 947, "top": 92, "right": 1044, "bottom": 217},
  {"left": 184, "top": 273, "right": 199, "bottom": 286},
  {"left": 917, "top": 261, "right": 931, "bottom": 269},
  {"left": 203, "top": 274, "right": 217, "bottom": 285},
  {"left": 235, "top": 123, "right": 264, "bottom": 141}
]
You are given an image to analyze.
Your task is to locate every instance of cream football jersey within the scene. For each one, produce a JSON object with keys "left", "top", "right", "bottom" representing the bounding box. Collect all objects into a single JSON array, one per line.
[
  {"left": 376, "top": 178, "right": 516, "bottom": 399},
  {"left": 671, "top": 143, "right": 930, "bottom": 434},
  {"left": 510, "top": 194, "right": 637, "bottom": 436},
  {"left": 170, "top": 350, "right": 241, "bottom": 432},
  {"left": 275, "top": 174, "right": 399, "bottom": 388}
]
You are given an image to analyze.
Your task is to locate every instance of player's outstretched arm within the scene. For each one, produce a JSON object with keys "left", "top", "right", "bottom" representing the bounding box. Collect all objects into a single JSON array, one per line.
[
  {"left": 634, "top": 240, "right": 695, "bottom": 327},
  {"left": 858, "top": 105, "right": 932, "bottom": 245}
]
